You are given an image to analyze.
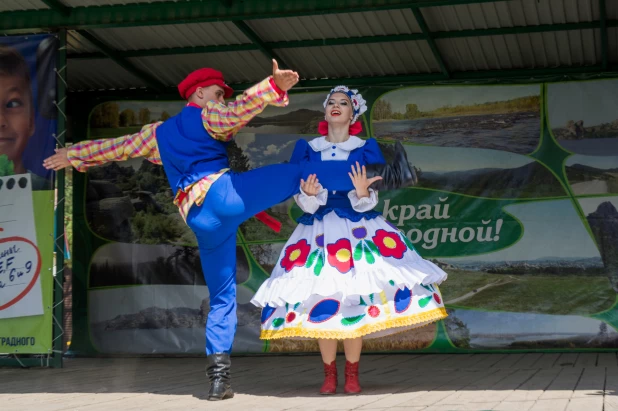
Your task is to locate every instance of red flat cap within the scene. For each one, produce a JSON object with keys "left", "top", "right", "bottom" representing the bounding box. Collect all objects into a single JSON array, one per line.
[{"left": 177, "top": 68, "right": 234, "bottom": 100}]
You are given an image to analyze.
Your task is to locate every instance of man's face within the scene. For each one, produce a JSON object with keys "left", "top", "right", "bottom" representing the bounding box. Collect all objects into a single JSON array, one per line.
[
  {"left": 195, "top": 84, "right": 226, "bottom": 107},
  {"left": 0, "top": 74, "right": 34, "bottom": 168}
]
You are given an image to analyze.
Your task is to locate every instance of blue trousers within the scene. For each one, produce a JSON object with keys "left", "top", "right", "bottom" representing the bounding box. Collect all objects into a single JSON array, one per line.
[{"left": 186, "top": 160, "right": 358, "bottom": 355}]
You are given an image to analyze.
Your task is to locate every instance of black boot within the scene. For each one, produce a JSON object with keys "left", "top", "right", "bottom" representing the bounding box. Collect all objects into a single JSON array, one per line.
[
  {"left": 366, "top": 141, "right": 418, "bottom": 191},
  {"left": 206, "top": 353, "right": 234, "bottom": 401}
]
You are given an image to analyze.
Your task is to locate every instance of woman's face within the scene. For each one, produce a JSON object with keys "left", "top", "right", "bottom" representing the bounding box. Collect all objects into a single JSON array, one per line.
[{"left": 325, "top": 92, "right": 353, "bottom": 125}]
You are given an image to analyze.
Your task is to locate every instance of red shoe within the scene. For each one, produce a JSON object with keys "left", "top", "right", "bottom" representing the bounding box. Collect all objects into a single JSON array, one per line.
[
  {"left": 320, "top": 361, "right": 338, "bottom": 395},
  {"left": 344, "top": 361, "right": 361, "bottom": 394}
]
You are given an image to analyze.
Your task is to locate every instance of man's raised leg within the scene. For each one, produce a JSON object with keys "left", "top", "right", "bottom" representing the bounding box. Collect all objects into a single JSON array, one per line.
[{"left": 221, "top": 161, "right": 358, "bottom": 225}]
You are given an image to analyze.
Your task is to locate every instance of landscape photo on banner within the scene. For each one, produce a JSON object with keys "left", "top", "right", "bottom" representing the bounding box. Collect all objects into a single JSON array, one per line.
[
  {"left": 0, "top": 34, "right": 57, "bottom": 354},
  {"left": 70, "top": 80, "right": 618, "bottom": 354}
]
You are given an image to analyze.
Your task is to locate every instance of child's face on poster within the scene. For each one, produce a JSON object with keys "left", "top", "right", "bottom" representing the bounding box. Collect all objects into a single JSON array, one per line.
[{"left": 0, "top": 73, "right": 34, "bottom": 173}]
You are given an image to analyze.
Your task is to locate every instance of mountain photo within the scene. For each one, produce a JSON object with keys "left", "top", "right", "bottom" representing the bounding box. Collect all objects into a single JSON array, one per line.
[{"left": 566, "top": 156, "right": 618, "bottom": 195}]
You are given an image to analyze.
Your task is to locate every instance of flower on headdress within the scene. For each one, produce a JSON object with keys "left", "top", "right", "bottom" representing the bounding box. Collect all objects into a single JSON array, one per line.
[{"left": 323, "top": 85, "right": 367, "bottom": 124}]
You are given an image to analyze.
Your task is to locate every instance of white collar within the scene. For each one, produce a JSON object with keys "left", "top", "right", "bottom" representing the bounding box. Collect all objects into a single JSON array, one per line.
[{"left": 308, "top": 136, "right": 366, "bottom": 152}]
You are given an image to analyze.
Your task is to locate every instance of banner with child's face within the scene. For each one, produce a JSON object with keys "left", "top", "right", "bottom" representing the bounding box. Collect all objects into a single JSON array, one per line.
[
  {"left": 0, "top": 35, "right": 57, "bottom": 354},
  {"left": 70, "top": 78, "right": 618, "bottom": 355}
]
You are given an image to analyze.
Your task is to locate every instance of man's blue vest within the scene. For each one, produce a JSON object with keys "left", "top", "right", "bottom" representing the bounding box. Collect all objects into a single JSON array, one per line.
[{"left": 155, "top": 106, "right": 230, "bottom": 193}]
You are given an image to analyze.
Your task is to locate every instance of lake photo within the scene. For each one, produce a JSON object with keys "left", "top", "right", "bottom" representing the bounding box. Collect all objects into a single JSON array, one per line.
[{"left": 372, "top": 85, "right": 541, "bottom": 154}]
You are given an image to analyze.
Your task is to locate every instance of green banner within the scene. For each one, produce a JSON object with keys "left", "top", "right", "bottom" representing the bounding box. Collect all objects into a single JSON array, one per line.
[{"left": 70, "top": 79, "right": 618, "bottom": 354}]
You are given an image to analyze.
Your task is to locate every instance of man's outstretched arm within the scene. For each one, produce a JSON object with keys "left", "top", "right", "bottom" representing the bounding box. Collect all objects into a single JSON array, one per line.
[
  {"left": 43, "top": 122, "right": 163, "bottom": 172},
  {"left": 203, "top": 59, "right": 299, "bottom": 141}
]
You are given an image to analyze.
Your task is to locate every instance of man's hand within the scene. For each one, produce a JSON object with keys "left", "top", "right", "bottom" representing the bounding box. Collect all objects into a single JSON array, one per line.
[
  {"left": 43, "top": 148, "right": 71, "bottom": 171},
  {"left": 272, "top": 59, "right": 299, "bottom": 92}
]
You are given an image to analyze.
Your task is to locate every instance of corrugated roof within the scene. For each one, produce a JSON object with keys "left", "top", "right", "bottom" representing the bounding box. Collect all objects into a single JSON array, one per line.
[
  {"left": 129, "top": 51, "right": 272, "bottom": 86},
  {"left": 86, "top": 22, "right": 250, "bottom": 51},
  {"left": 67, "top": 30, "right": 100, "bottom": 54},
  {"left": 68, "top": 58, "right": 147, "bottom": 91},
  {"left": 0, "top": 0, "right": 48, "bottom": 12},
  {"left": 277, "top": 42, "right": 439, "bottom": 79},
  {"left": 10, "top": 0, "right": 611, "bottom": 92},
  {"left": 66, "top": 40, "right": 444, "bottom": 92},
  {"left": 438, "top": 30, "right": 600, "bottom": 71},
  {"left": 422, "top": 0, "right": 598, "bottom": 31},
  {"left": 68, "top": 40, "right": 441, "bottom": 92},
  {"left": 608, "top": 27, "right": 618, "bottom": 62},
  {"left": 246, "top": 10, "right": 421, "bottom": 42},
  {"left": 607, "top": 0, "right": 618, "bottom": 20}
]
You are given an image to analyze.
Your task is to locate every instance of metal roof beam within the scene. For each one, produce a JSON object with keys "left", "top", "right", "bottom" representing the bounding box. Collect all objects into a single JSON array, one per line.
[
  {"left": 69, "top": 65, "right": 612, "bottom": 97},
  {"left": 278, "top": 65, "right": 616, "bottom": 87},
  {"left": 232, "top": 20, "right": 292, "bottom": 69},
  {"left": 76, "top": 30, "right": 166, "bottom": 92},
  {"left": 68, "top": 21, "right": 617, "bottom": 60},
  {"left": 412, "top": 8, "right": 449, "bottom": 78},
  {"left": 75, "top": 43, "right": 260, "bottom": 60},
  {"left": 601, "top": 0, "right": 609, "bottom": 70},
  {"left": 265, "top": 34, "right": 428, "bottom": 49},
  {"left": 70, "top": 33, "right": 428, "bottom": 60},
  {"left": 41, "top": 0, "right": 71, "bottom": 16},
  {"left": 431, "top": 20, "right": 610, "bottom": 38},
  {"left": 0, "top": 0, "right": 513, "bottom": 33}
]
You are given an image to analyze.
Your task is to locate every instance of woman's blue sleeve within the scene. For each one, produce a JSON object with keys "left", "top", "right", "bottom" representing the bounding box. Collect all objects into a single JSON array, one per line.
[
  {"left": 289, "top": 139, "right": 310, "bottom": 164},
  {"left": 363, "top": 138, "right": 387, "bottom": 165}
]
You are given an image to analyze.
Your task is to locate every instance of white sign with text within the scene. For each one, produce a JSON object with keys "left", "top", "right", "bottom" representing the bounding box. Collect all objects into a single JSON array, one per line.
[{"left": 0, "top": 174, "right": 43, "bottom": 319}]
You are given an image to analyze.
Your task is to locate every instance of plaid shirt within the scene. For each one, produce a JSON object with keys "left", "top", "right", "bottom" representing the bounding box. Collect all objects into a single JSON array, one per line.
[{"left": 67, "top": 76, "right": 288, "bottom": 221}]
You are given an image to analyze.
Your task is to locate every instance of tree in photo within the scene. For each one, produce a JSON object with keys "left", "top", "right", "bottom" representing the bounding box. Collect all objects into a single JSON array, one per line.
[
  {"left": 90, "top": 102, "right": 120, "bottom": 128},
  {"left": 119, "top": 108, "right": 136, "bottom": 127},
  {"left": 160, "top": 111, "right": 171, "bottom": 121},
  {"left": 444, "top": 309, "right": 471, "bottom": 349},
  {"left": 405, "top": 103, "right": 420, "bottom": 119},
  {"left": 227, "top": 141, "right": 251, "bottom": 172},
  {"left": 139, "top": 108, "right": 151, "bottom": 125},
  {"left": 372, "top": 99, "right": 393, "bottom": 121}
]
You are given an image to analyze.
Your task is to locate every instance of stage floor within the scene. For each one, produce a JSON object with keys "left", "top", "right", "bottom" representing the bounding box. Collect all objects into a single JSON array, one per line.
[{"left": 1, "top": 353, "right": 617, "bottom": 410}]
